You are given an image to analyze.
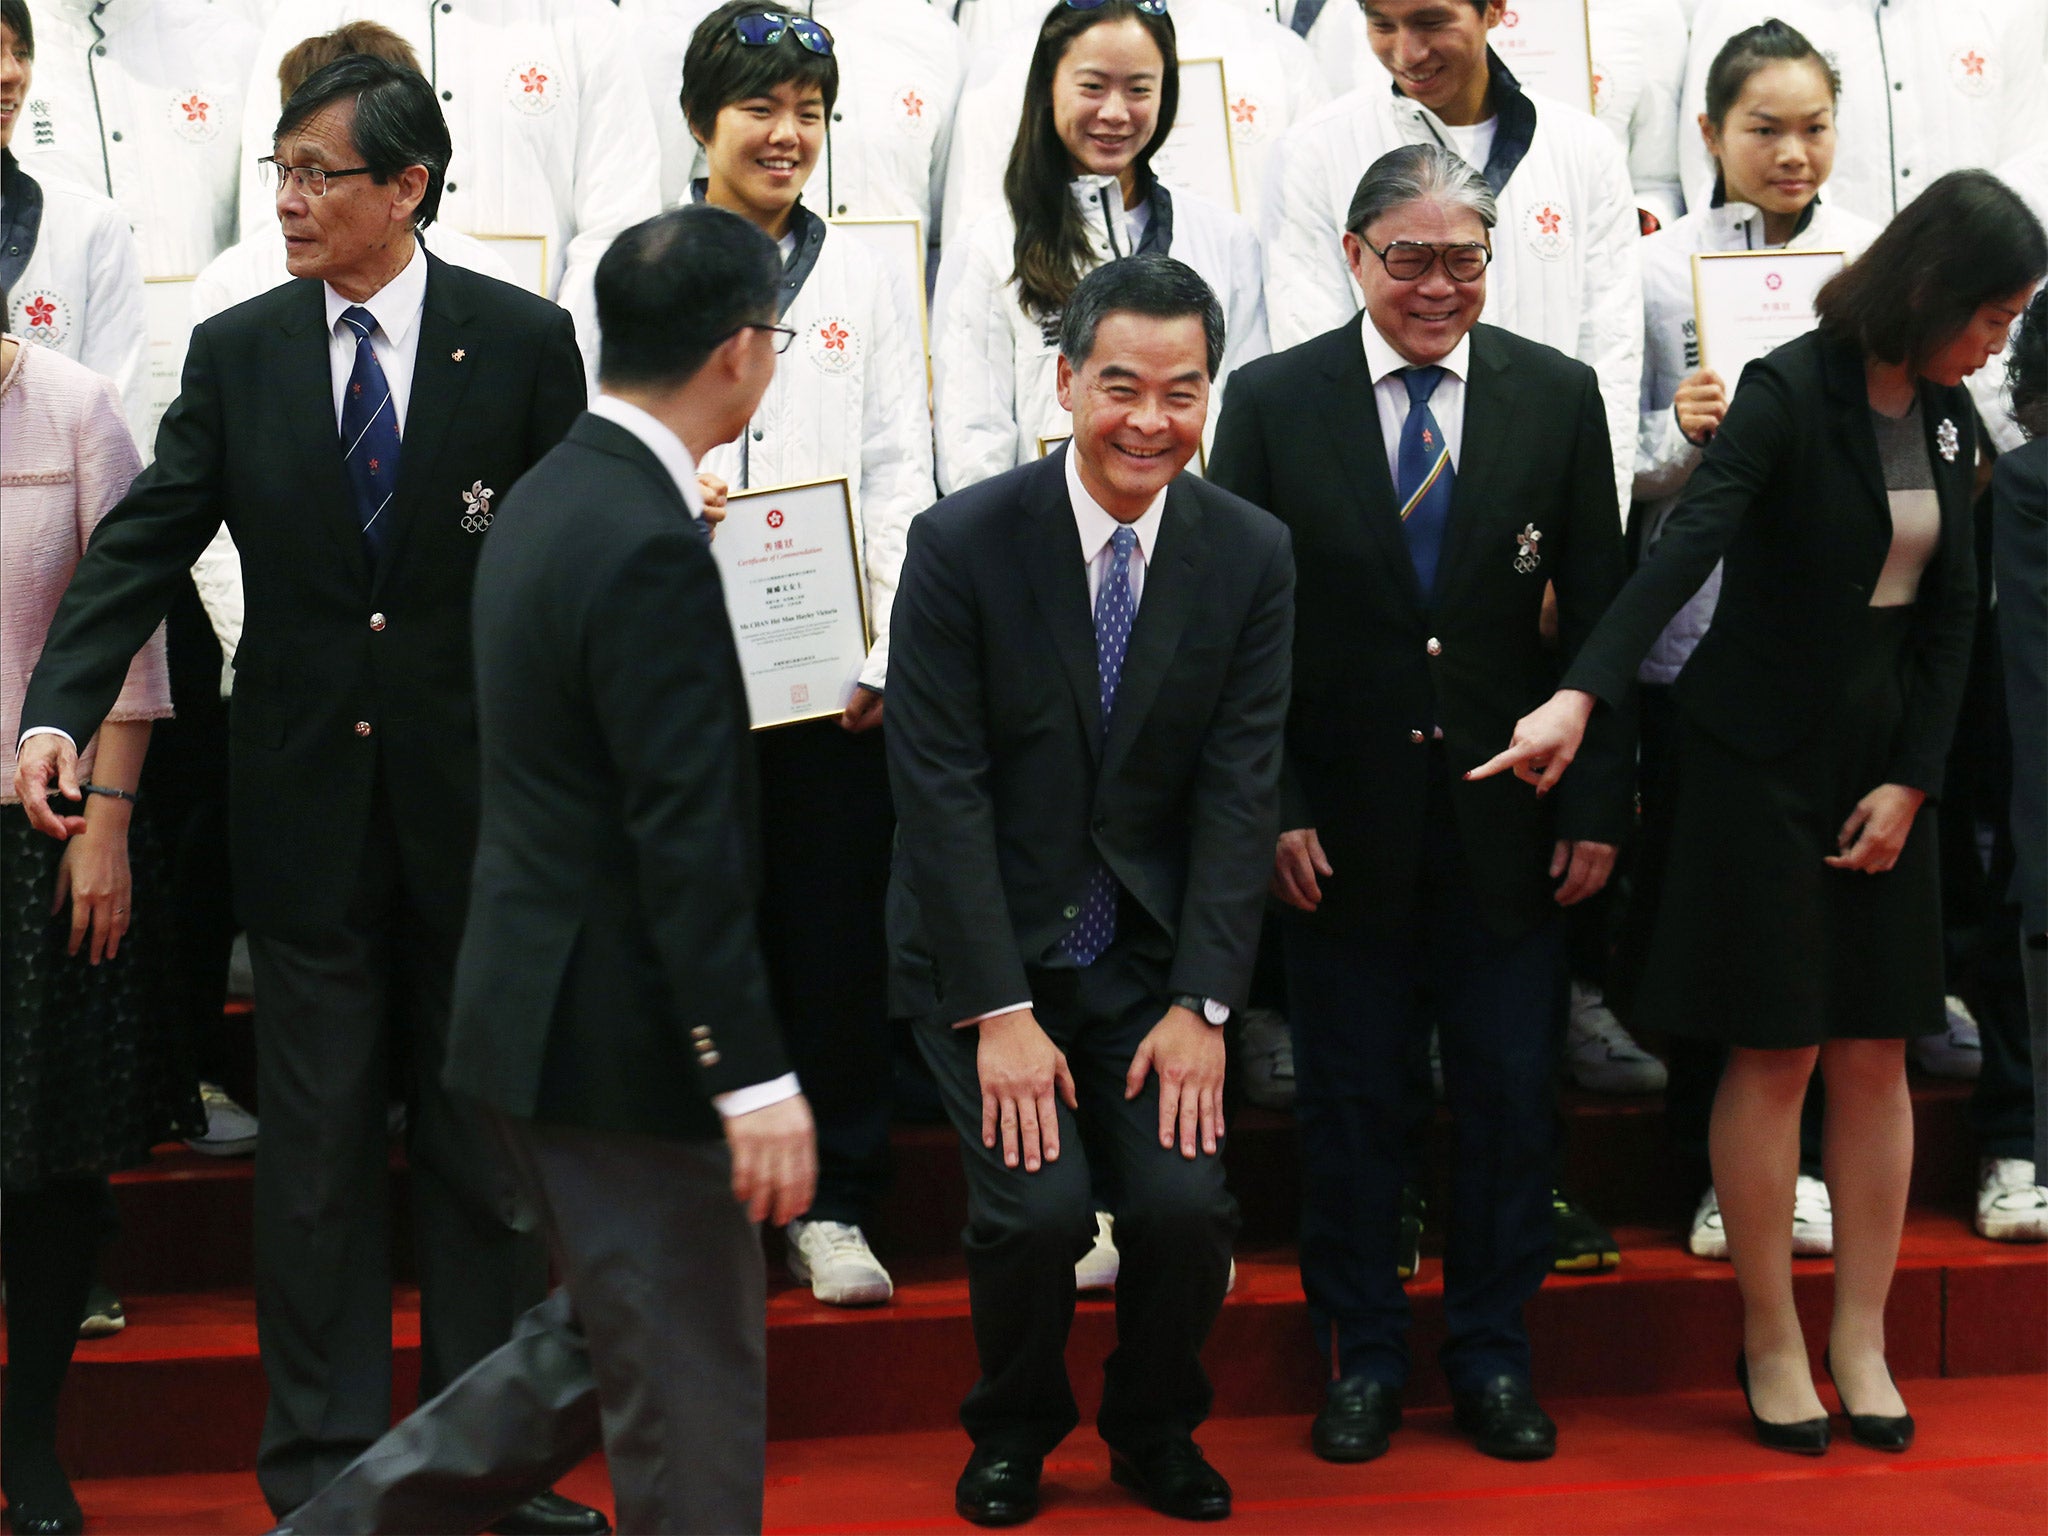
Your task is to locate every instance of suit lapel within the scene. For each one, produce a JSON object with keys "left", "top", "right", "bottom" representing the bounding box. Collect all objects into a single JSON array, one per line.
[
  {"left": 276, "top": 280, "right": 370, "bottom": 586},
  {"left": 1101, "top": 479, "right": 1206, "bottom": 779},
  {"left": 375, "top": 255, "right": 478, "bottom": 594},
  {"left": 1322, "top": 327, "right": 1426, "bottom": 618},
  {"left": 1432, "top": 327, "right": 1512, "bottom": 605},
  {"left": 1019, "top": 450, "right": 1106, "bottom": 759},
  {"left": 1821, "top": 333, "right": 1889, "bottom": 529}
]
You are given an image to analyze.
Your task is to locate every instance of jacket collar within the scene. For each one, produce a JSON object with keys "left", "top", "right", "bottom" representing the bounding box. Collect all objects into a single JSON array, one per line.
[
  {"left": 1390, "top": 49, "right": 1535, "bottom": 196},
  {"left": 689, "top": 180, "right": 829, "bottom": 319},
  {"left": 0, "top": 151, "right": 44, "bottom": 300},
  {"left": 1707, "top": 181, "right": 1822, "bottom": 247},
  {"left": 1069, "top": 168, "right": 1172, "bottom": 261}
]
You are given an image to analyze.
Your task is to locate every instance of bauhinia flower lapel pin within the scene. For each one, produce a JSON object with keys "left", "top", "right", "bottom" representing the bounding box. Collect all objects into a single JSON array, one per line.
[{"left": 1936, "top": 417, "right": 1959, "bottom": 463}]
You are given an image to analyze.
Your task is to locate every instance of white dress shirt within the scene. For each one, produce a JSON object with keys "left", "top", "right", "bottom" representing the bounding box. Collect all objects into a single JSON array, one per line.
[
  {"left": 956, "top": 443, "right": 1170, "bottom": 1028},
  {"left": 325, "top": 242, "right": 428, "bottom": 431},
  {"left": 1359, "top": 317, "right": 1471, "bottom": 484},
  {"left": 585, "top": 391, "right": 799, "bottom": 1120}
]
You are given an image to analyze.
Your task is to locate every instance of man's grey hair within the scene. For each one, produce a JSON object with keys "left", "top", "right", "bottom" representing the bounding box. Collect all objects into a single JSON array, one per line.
[
  {"left": 1057, "top": 254, "right": 1227, "bottom": 379},
  {"left": 1344, "top": 143, "right": 1498, "bottom": 239}
]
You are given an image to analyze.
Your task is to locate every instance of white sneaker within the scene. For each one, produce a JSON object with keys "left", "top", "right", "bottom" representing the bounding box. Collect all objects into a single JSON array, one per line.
[
  {"left": 1688, "top": 1187, "right": 1728, "bottom": 1259},
  {"left": 1976, "top": 1158, "right": 2048, "bottom": 1242},
  {"left": 1911, "top": 997, "right": 1983, "bottom": 1080},
  {"left": 785, "top": 1220, "right": 894, "bottom": 1306},
  {"left": 1564, "top": 983, "right": 1668, "bottom": 1094},
  {"left": 183, "top": 1082, "right": 259, "bottom": 1157},
  {"left": 1792, "top": 1174, "right": 1834, "bottom": 1256},
  {"left": 1076, "top": 1210, "right": 1120, "bottom": 1292},
  {"left": 1236, "top": 1008, "right": 1295, "bottom": 1110}
]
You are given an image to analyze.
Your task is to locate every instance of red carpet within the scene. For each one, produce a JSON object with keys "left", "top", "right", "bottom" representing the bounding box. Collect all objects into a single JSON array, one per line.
[{"left": 69, "top": 1374, "right": 2048, "bottom": 1534}]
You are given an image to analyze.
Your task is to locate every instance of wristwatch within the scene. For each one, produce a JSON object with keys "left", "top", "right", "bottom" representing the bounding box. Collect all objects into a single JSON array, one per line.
[{"left": 1171, "top": 993, "right": 1231, "bottom": 1026}]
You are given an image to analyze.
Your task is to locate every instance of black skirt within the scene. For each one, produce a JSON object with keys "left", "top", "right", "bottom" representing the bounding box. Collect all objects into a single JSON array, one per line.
[
  {"left": 1633, "top": 605, "right": 1944, "bottom": 1050},
  {"left": 0, "top": 813, "right": 201, "bottom": 1190}
]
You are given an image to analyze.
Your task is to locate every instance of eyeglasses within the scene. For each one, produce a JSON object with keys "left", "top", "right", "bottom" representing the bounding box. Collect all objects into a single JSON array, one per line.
[
  {"left": 259, "top": 156, "right": 376, "bottom": 197},
  {"left": 726, "top": 322, "right": 800, "bottom": 354},
  {"left": 1065, "top": 0, "right": 1170, "bottom": 13},
  {"left": 1360, "top": 238, "right": 1492, "bottom": 283},
  {"left": 732, "top": 10, "right": 834, "bottom": 54}
]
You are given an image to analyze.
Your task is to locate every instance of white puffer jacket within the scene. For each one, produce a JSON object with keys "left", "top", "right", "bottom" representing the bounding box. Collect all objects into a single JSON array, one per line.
[
  {"left": 940, "top": 0, "right": 1328, "bottom": 243},
  {"left": 698, "top": 206, "right": 936, "bottom": 691},
  {"left": 1679, "top": 0, "right": 2048, "bottom": 226},
  {"left": 1263, "top": 54, "right": 1643, "bottom": 512},
  {"left": 1968, "top": 141, "right": 2048, "bottom": 458},
  {"left": 932, "top": 172, "right": 1269, "bottom": 492},
  {"left": 235, "top": 0, "right": 662, "bottom": 380},
  {"left": 1634, "top": 195, "right": 1880, "bottom": 683},
  {"left": 627, "top": 0, "right": 966, "bottom": 232}
]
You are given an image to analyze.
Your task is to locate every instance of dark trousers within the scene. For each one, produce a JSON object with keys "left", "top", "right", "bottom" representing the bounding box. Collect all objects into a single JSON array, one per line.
[
  {"left": 756, "top": 720, "right": 895, "bottom": 1227},
  {"left": 247, "top": 786, "right": 547, "bottom": 1517},
  {"left": 0, "top": 1177, "right": 105, "bottom": 1509},
  {"left": 1285, "top": 761, "right": 1562, "bottom": 1393},
  {"left": 914, "top": 940, "right": 1238, "bottom": 1456},
  {"left": 277, "top": 1109, "right": 767, "bottom": 1536}
]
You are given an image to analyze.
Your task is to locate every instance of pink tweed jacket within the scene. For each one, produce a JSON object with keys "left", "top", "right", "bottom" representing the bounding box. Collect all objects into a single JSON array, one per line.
[{"left": 1, "top": 336, "right": 169, "bottom": 804}]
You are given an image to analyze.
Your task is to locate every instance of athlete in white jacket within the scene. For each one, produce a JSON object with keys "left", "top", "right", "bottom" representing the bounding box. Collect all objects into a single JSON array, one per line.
[
  {"left": 935, "top": 0, "right": 1267, "bottom": 492},
  {"left": 940, "top": 0, "right": 1327, "bottom": 242},
  {"left": 234, "top": 0, "right": 662, "bottom": 378},
  {"left": 1679, "top": 0, "right": 2048, "bottom": 226},
  {"left": 1265, "top": 20, "right": 1640, "bottom": 512},
  {"left": 1283, "top": 0, "right": 1689, "bottom": 229},
  {"left": 1971, "top": 142, "right": 2048, "bottom": 457},
  {"left": 629, "top": 0, "right": 965, "bottom": 235}
]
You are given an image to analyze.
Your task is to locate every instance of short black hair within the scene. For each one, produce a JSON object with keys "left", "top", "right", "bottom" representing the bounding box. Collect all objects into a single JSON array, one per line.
[
  {"left": 1701, "top": 17, "right": 1839, "bottom": 127},
  {"left": 1058, "top": 254, "right": 1225, "bottom": 380},
  {"left": 1815, "top": 170, "right": 2048, "bottom": 371},
  {"left": 2010, "top": 289, "right": 2048, "bottom": 441},
  {"left": 1, "top": 0, "right": 31, "bottom": 55},
  {"left": 275, "top": 54, "right": 452, "bottom": 229},
  {"left": 595, "top": 205, "right": 782, "bottom": 390},
  {"left": 681, "top": 1, "right": 838, "bottom": 145}
]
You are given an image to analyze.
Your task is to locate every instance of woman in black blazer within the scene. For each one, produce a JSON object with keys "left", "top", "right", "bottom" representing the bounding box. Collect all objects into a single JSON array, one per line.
[{"left": 1475, "top": 171, "right": 2047, "bottom": 1454}]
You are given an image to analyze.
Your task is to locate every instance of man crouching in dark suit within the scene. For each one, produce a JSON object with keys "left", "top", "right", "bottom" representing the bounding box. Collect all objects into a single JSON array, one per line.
[
  {"left": 1209, "top": 145, "right": 1633, "bottom": 1467},
  {"left": 888, "top": 255, "right": 1294, "bottom": 1526}
]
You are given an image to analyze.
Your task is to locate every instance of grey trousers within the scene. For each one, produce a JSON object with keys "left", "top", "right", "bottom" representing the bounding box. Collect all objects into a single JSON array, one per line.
[{"left": 281, "top": 1110, "right": 768, "bottom": 1536}]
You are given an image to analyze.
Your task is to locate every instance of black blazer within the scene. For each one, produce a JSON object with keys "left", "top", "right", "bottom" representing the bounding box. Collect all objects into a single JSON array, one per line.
[
  {"left": 1993, "top": 440, "right": 2047, "bottom": 936},
  {"left": 446, "top": 414, "right": 789, "bottom": 1143},
  {"left": 1562, "top": 329, "right": 1977, "bottom": 799},
  {"left": 885, "top": 449, "right": 1295, "bottom": 1023},
  {"left": 1209, "top": 319, "right": 1632, "bottom": 941},
  {"left": 20, "top": 253, "right": 586, "bottom": 938}
]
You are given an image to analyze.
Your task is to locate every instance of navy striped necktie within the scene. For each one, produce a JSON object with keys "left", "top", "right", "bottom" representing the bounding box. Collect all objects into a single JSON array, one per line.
[
  {"left": 337, "top": 305, "right": 402, "bottom": 564},
  {"left": 1396, "top": 365, "right": 1454, "bottom": 598}
]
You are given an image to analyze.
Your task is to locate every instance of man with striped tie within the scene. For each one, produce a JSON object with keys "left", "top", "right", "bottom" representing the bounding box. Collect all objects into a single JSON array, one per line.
[
  {"left": 14, "top": 54, "right": 597, "bottom": 1535},
  {"left": 1209, "top": 144, "right": 1633, "bottom": 1468},
  {"left": 886, "top": 254, "right": 1294, "bottom": 1527}
]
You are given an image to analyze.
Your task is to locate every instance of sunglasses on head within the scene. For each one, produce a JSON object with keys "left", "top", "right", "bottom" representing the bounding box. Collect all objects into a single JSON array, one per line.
[
  {"left": 732, "top": 10, "right": 834, "bottom": 54},
  {"left": 1064, "top": 0, "right": 1170, "bottom": 14}
]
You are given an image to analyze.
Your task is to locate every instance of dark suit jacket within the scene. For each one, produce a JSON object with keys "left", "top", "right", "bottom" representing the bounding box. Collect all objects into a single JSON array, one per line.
[
  {"left": 1562, "top": 329, "right": 1978, "bottom": 801},
  {"left": 1208, "top": 319, "right": 1633, "bottom": 941},
  {"left": 446, "top": 414, "right": 789, "bottom": 1142},
  {"left": 20, "top": 252, "right": 585, "bottom": 938},
  {"left": 885, "top": 448, "right": 1294, "bottom": 1024},
  {"left": 1994, "top": 440, "right": 2048, "bottom": 936}
]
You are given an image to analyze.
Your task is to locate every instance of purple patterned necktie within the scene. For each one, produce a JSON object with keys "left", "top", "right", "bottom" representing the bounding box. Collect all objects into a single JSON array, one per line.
[{"left": 1061, "top": 524, "right": 1138, "bottom": 966}]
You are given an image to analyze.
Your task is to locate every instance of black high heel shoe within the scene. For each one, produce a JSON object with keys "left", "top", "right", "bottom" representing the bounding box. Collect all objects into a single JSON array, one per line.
[
  {"left": 1736, "top": 1353, "right": 1830, "bottom": 1455},
  {"left": 1, "top": 1493, "right": 86, "bottom": 1535},
  {"left": 1824, "top": 1349, "right": 1915, "bottom": 1452}
]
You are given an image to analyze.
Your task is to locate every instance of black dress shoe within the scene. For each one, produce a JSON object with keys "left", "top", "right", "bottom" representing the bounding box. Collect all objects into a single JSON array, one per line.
[
  {"left": 1824, "top": 1350, "right": 1914, "bottom": 1452},
  {"left": 1108, "top": 1439, "right": 1231, "bottom": 1521},
  {"left": 486, "top": 1491, "right": 612, "bottom": 1535},
  {"left": 955, "top": 1447, "right": 1042, "bottom": 1527},
  {"left": 1, "top": 1493, "right": 85, "bottom": 1536},
  {"left": 1311, "top": 1377, "right": 1402, "bottom": 1462},
  {"left": 1736, "top": 1354, "right": 1830, "bottom": 1456},
  {"left": 1552, "top": 1191, "right": 1621, "bottom": 1273},
  {"left": 1451, "top": 1376, "right": 1557, "bottom": 1461}
]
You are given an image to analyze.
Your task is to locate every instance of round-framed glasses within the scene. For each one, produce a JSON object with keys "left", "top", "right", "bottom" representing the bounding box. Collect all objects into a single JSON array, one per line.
[{"left": 1360, "top": 239, "right": 1493, "bottom": 283}]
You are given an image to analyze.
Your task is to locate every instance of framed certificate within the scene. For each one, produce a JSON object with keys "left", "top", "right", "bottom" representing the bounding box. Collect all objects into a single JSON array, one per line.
[
  {"left": 1489, "top": 0, "right": 1595, "bottom": 113},
  {"left": 142, "top": 276, "right": 198, "bottom": 454},
  {"left": 830, "top": 215, "right": 931, "bottom": 395},
  {"left": 471, "top": 232, "right": 551, "bottom": 297},
  {"left": 1691, "top": 248, "right": 1847, "bottom": 385},
  {"left": 710, "top": 477, "right": 872, "bottom": 730},
  {"left": 1155, "top": 58, "right": 1242, "bottom": 214}
]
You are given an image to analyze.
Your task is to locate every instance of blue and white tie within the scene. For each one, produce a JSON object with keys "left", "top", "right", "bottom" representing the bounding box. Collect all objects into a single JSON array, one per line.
[
  {"left": 338, "top": 305, "right": 402, "bottom": 565},
  {"left": 1396, "top": 365, "right": 1454, "bottom": 599},
  {"left": 1061, "top": 525, "right": 1138, "bottom": 967}
]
